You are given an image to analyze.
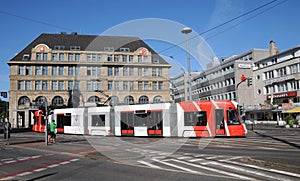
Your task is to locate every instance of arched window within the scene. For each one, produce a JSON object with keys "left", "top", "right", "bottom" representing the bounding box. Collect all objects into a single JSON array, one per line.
[
  {"left": 110, "top": 96, "right": 119, "bottom": 106},
  {"left": 153, "top": 96, "right": 163, "bottom": 103},
  {"left": 35, "top": 96, "right": 47, "bottom": 106},
  {"left": 18, "top": 96, "right": 30, "bottom": 106},
  {"left": 139, "top": 95, "right": 149, "bottom": 104},
  {"left": 52, "top": 96, "right": 64, "bottom": 106},
  {"left": 87, "top": 96, "right": 101, "bottom": 103},
  {"left": 124, "top": 95, "right": 134, "bottom": 105}
]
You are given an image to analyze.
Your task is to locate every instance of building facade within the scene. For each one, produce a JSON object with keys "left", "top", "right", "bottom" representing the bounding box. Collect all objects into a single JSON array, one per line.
[
  {"left": 7, "top": 33, "right": 171, "bottom": 128},
  {"left": 251, "top": 44, "right": 300, "bottom": 121},
  {"left": 190, "top": 49, "right": 269, "bottom": 104}
]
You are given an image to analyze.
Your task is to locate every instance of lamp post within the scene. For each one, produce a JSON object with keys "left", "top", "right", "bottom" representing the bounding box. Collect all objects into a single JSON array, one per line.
[{"left": 181, "top": 27, "right": 192, "bottom": 101}]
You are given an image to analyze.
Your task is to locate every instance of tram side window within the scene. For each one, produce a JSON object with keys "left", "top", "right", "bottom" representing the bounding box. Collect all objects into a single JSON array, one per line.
[
  {"left": 121, "top": 112, "right": 134, "bottom": 130},
  {"left": 184, "top": 111, "right": 207, "bottom": 126},
  {"left": 227, "top": 109, "right": 240, "bottom": 125},
  {"left": 92, "top": 115, "right": 105, "bottom": 126}
]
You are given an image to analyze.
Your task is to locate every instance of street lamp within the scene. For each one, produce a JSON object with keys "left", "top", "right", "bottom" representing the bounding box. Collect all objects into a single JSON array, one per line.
[{"left": 181, "top": 27, "right": 192, "bottom": 101}]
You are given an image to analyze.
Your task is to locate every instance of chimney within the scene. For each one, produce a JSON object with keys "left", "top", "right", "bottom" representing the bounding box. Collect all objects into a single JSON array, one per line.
[{"left": 269, "top": 40, "right": 279, "bottom": 56}]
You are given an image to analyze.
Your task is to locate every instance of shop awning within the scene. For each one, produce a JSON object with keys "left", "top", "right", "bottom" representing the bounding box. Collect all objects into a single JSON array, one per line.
[{"left": 284, "top": 107, "right": 300, "bottom": 113}]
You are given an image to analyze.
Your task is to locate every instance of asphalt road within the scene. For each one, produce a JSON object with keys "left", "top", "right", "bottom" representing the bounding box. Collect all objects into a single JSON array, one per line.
[{"left": 0, "top": 127, "right": 299, "bottom": 180}]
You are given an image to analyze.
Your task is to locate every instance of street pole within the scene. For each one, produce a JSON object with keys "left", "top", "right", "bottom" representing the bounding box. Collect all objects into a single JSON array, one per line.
[
  {"left": 182, "top": 27, "right": 192, "bottom": 101},
  {"left": 43, "top": 98, "right": 48, "bottom": 146}
]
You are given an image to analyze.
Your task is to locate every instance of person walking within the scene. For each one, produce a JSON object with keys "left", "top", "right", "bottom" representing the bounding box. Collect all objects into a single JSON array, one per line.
[
  {"left": 3, "top": 119, "right": 11, "bottom": 139},
  {"left": 50, "top": 120, "right": 56, "bottom": 143}
]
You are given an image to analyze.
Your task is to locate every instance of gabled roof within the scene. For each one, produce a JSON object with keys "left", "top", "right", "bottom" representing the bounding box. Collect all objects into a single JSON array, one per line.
[{"left": 8, "top": 33, "right": 169, "bottom": 65}]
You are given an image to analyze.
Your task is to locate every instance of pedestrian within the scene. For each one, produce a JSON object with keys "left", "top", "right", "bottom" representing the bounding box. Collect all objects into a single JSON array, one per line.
[
  {"left": 3, "top": 119, "right": 11, "bottom": 139},
  {"left": 50, "top": 120, "right": 56, "bottom": 143},
  {"left": 47, "top": 121, "right": 51, "bottom": 143}
]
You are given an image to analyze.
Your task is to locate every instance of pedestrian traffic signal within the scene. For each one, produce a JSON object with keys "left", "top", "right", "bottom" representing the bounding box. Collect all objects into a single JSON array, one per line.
[
  {"left": 247, "top": 77, "right": 253, "bottom": 87},
  {"left": 241, "top": 75, "right": 246, "bottom": 82}
]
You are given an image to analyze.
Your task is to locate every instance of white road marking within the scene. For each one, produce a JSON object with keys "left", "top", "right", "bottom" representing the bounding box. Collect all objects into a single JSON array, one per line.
[
  {"left": 16, "top": 171, "right": 32, "bottom": 176},
  {"left": 222, "top": 160, "right": 300, "bottom": 178},
  {"left": 171, "top": 159, "right": 252, "bottom": 180},
  {"left": 152, "top": 158, "right": 199, "bottom": 174},
  {"left": 34, "top": 168, "right": 47, "bottom": 172},
  {"left": 138, "top": 160, "right": 162, "bottom": 169},
  {"left": 210, "top": 161, "right": 289, "bottom": 181}
]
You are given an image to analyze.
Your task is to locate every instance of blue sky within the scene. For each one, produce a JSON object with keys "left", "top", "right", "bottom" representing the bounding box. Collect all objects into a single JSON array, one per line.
[{"left": 1, "top": 0, "right": 299, "bottom": 101}]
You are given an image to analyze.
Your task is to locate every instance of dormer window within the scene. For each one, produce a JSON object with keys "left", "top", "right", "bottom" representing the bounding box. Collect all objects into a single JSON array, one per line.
[
  {"left": 54, "top": 45, "right": 65, "bottom": 50},
  {"left": 104, "top": 47, "right": 114, "bottom": 52},
  {"left": 22, "top": 54, "right": 30, "bottom": 60},
  {"left": 70, "top": 46, "right": 81, "bottom": 51},
  {"left": 120, "top": 48, "right": 130, "bottom": 52}
]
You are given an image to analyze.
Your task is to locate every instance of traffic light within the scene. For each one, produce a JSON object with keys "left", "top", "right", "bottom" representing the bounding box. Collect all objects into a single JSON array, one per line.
[
  {"left": 238, "top": 105, "right": 244, "bottom": 115},
  {"left": 241, "top": 75, "right": 246, "bottom": 82},
  {"left": 247, "top": 77, "right": 252, "bottom": 87}
]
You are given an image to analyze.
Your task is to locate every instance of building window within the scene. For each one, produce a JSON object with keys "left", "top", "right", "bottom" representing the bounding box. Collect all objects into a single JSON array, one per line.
[
  {"left": 43, "top": 53, "right": 48, "bottom": 60},
  {"left": 129, "top": 55, "right": 133, "bottom": 62},
  {"left": 87, "top": 96, "right": 101, "bottom": 103},
  {"left": 26, "top": 66, "right": 31, "bottom": 75},
  {"left": 114, "top": 67, "right": 119, "bottom": 76},
  {"left": 138, "top": 68, "right": 142, "bottom": 76},
  {"left": 68, "top": 81, "right": 73, "bottom": 90},
  {"left": 124, "top": 95, "right": 134, "bottom": 105},
  {"left": 158, "top": 81, "right": 163, "bottom": 90},
  {"left": 42, "top": 66, "right": 48, "bottom": 75},
  {"left": 138, "top": 55, "right": 142, "bottom": 62},
  {"left": 68, "top": 66, "right": 74, "bottom": 76},
  {"left": 108, "top": 81, "right": 112, "bottom": 90},
  {"left": 75, "top": 54, "right": 80, "bottom": 61},
  {"left": 59, "top": 66, "right": 64, "bottom": 75},
  {"left": 153, "top": 96, "right": 163, "bottom": 103},
  {"left": 138, "top": 81, "right": 143, "bottom": 90},
  {"left": 144, "top": 68, "right": 148, "bottom": 76},
  {"left": 114, "top": 55, "right": 119, "bottom": 62},
  {"left": 114, "top": 81, "right": 119, "bottom": 90},
  {"left": 18, "top": 96, "right": 30, "bottom": 106},
  {"left": 35, "top": 81, "right": 41, "bottom": 90},
  {"left": 144, "top": 81, "right": 149, "bottom": 90},
  {"left": 52, "top": 81, "right": 57, "bottom": 90},
  {"left": 59, "top": 81, "right": 64, "bottom": 90},
  {"left": 25, "top": 81, "right": 31, "bottom": 90},
  {"left": 19, "top": 66, "right": 24, "bottom": 75},
  {"left": 87, "top": 66, "right": 91, "bottom": 76},
  {"left": 92, "top": 67, "right": 97, "bottom": 77},
  {"left": 36, "top": 53, "right": 42, "bottom": 60},
  {"left": 18, "top": 81, "right": 24, "bottom": 90},
  {"left": 158, "top": 68, "right": 162, "bottom": 76},
  {"left": 122, "top": 55, "right": 127, "bottom": 62},
  {"left": 107, "top": 55, "right": 112, "bottom": 62},
  {"left": 74, "top": 81, "right": 80, "bottom": 90},
  {"left": 42, "top": 81, "right": 47, "bottom": 90},
  {"left": 52, "top": 67, "right": 57, "bottom": 76},
  {"left": 123, "top": 67, "right": 128, "bottom": 76},
  {"left": 52, "top": 53, "right": 58, "bottom": 61},
  {"left": 129, "top": 67, "right": 134, "bottom": 76},
  {"left": 152, "top": 68, "right": 156, "bottom": 76},
  {"left": 87, "top": 81, "right": 91, "bottom": 91},
  {"left": 139, "top": 95, "right": 149, "bottom": 104},
  {"left": 68, "top": 53, "right": 74, "bottom": 61},
  {"left": 152, "top": 81, "right": 157, "bottom": 90},
  {"left": 35, "top": 66, "right": 41, "bottom": 75},
  {"left": 52, "top": 96, "right": 64, "bottom": 106},
  {"left": 59, "top": 53, "right": 64, "bottom": 61},
  {"left": 123, "top": 81, "right": 128, "bottom": 90},
  {"left": 108, "top": 67, "right": 113, "bottom": 76},
  {"left": 129, "top": 81, "right": 134, "bottom": 90}
]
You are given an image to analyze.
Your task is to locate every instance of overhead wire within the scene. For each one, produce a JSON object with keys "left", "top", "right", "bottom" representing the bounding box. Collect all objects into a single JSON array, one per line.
[{"left": 157, "top": 0, "right": 285, "bottom": 55}]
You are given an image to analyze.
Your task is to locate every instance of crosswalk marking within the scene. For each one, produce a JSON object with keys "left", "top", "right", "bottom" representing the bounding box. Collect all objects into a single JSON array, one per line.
[
  {"left": 151, "top": 158, "right": 199, "bottom": 174},
  {"left": 138, "top": 160, "right": 161, "bottom": 169},
  {"left": 171, "top": 159, "right": 252, "bottom": 180}
]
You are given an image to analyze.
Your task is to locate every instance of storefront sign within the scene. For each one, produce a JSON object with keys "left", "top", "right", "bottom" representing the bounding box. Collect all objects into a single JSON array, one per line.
[
  {"left": 238, "top": 64, "right": 251, "bottom": 69},
  {"left": 266, "top": 91, "right": 297, "bottom": 100}
]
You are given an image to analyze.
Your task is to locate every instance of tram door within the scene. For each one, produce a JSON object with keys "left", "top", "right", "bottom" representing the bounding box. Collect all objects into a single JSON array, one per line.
[{"left": 215, "top": 109, "right": 225, "bottom": 136}]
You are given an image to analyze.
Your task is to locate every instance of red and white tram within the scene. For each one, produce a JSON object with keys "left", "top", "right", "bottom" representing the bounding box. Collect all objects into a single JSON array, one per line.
[{"left": 33, "top": 100, "right": 247, "bottom": 137}]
